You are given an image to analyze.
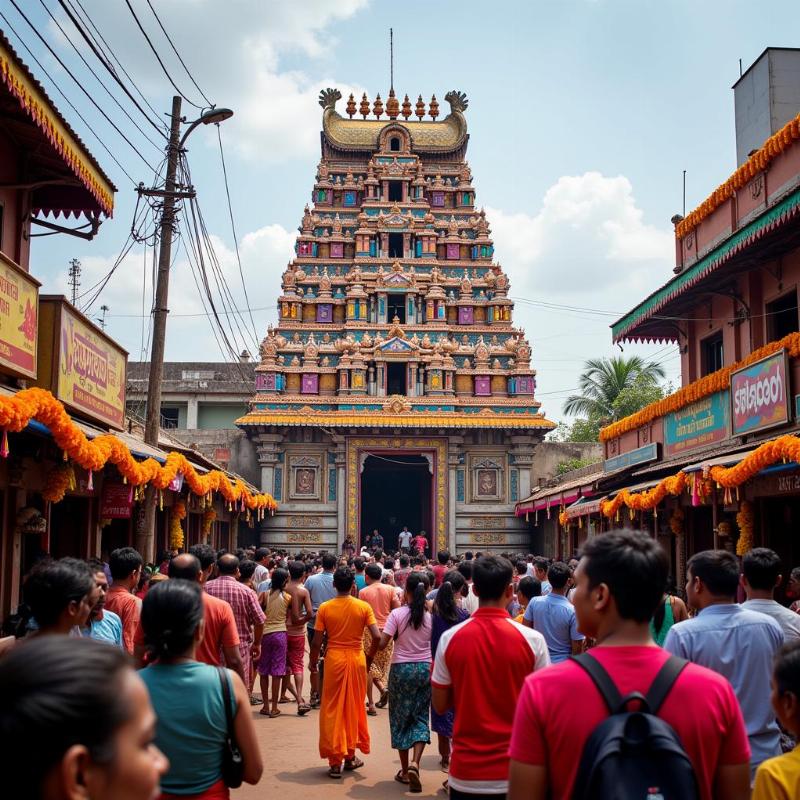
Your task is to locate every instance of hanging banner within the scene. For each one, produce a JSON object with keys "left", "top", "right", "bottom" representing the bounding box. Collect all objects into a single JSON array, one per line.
[
  {"left": 730, "top": 351, "right": 790, "bottom": 436},
  {"left": 100, "top": 482, "right": 133, "bottom": 518},
  {"left": 664, "top": 390, "right": 730, "bottom": 456}
]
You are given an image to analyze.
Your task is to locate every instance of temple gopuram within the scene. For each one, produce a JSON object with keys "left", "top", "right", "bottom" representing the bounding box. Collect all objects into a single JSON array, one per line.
[{"left": 237, "top": 87, "right": 555, "bottom": 553}]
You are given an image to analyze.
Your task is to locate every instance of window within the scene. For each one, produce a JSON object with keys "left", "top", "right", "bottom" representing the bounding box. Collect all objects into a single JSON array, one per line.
[
  {"left": 766, "top": 289, "right": 799, "bottom": 341},
  {"left": 388, "top": 181, "right": 403, "bottom": 202},
  {"left": 160, "top": 407, "right": 180, "bottom": 429},
  {"left": 390, "top": 137, "right": 400, "bottom": 152},
  {"left": 387, "top": 295, "right": 406, "bottom": 324},
  {"left": 388, "top": 233, "right": 403, "bottom": 258},
  {"left": 387, "top": 362, "right": 406, "bottom": 395},
  {"left": 701, "top": 332, "right": 724, "bottom": 376}
]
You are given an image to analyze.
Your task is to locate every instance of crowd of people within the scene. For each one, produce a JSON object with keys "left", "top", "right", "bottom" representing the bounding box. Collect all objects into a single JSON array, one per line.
[{"left": 1, "top": 533, "right": 799, "bottom": 799}]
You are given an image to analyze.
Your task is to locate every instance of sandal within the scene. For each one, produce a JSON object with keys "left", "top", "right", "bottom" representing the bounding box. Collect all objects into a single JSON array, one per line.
[
  {"left": 268, "top": 709, "right": 281, "bottom": 718},
  {"left": 407, "top": 764, "right": 422, "bottom": 793},
  {"left": 375, "top": 688, "right": 389, "bottom": 708},
  {"left": 344, "top": 757, "right": 364, "bottom": 770},
  {"left": 328, "top": 765, "right": 342, "bottom": 779},
  {"left": 366, "top": 708, "right": 377, "bottom": 716},
  {"left": 394, "top": 769, "right": 410, "bottom": 785},
  {"left": 297, "top": 703, "right": 311, "bottom": 716},
  {"left": 442, "top": 779, "right": 449, "bottom": 794}
]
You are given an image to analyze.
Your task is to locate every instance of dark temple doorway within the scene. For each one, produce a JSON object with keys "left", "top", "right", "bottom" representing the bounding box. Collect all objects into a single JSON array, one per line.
[
  {"left": 360, "top": 454, "right": 432, "bottom": 552},
  {"left": 387, "top": 294, "right": 406, "bottom": 324}
]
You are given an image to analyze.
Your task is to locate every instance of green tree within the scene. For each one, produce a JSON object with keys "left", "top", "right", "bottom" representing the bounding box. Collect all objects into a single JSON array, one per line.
[
  {"left": 549, "top": 417, "right": 603, "bottom": 443},
  {"left": 563, "top": 356, "right": 666, "bottom": 422}
]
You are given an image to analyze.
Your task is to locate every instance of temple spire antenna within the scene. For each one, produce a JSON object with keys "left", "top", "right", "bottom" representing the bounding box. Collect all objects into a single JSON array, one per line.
[{"left": 390, "top": 27, "right": 394, "bottom": 92}]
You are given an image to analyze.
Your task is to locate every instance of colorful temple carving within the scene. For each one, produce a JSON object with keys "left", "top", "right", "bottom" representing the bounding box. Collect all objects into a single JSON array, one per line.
[{"left": 238, "top": 88, "right": 555, "bottom": 553}]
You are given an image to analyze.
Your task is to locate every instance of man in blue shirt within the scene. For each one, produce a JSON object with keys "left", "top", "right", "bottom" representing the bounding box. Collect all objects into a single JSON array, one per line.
[
  {"left": 665, "top": 549, "right": 783, "bottom": 775},
  {"left": 305, "top": 552, "right": 338, "bottom": 705},
  {"left": 82, "top": 558, "right": 123, "bottom": 647},
  {"left": 523, "top": 561, "right": 584, "bottom": 662}
]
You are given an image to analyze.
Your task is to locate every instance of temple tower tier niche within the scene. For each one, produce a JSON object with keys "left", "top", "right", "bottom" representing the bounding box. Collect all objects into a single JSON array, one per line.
[{"left": 238, "top": 87, "right": 555, "bottom": 554}]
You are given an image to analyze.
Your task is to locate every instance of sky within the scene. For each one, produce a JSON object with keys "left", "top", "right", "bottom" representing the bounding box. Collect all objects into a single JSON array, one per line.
[{"left": 6, "top": 0, "right": 800, "bottom": 427}]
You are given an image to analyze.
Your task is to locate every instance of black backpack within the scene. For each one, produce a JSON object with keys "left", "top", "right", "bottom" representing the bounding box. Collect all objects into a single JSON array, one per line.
[{"left": 570, "top": 653, "right": 699, "bottom": 800}]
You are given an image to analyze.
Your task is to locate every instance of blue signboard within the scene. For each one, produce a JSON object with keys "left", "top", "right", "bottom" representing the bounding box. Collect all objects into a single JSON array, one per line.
[
  {"left": 664, "top": 390, "right": 730, "bottom": 457},
  {"left": 604, "top": 442, "right": 659, "bottom": 473}
]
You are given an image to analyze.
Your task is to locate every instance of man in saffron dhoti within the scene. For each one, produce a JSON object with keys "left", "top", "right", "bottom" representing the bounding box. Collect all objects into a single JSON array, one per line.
[{"left": 310, "top": 565, "right": 380, "bottom": 779}]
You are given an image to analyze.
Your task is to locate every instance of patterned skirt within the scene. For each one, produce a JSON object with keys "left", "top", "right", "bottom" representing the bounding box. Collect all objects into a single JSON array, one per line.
[
  {"left": 388, "top": 661, "right": 431, "bottom": 750},
  {"left": 362, "top": 628, "right": 392, "bottom": 683}
]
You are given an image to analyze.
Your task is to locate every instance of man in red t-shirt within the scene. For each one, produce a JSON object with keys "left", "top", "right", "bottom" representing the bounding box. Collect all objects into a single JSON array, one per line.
[
  {"left": 104, "top": 546, "right": 143, "bottom": 654},
  {"left": 431, "top": 550, "right": 450, "bottom": 588},
  {"left": 507, "top": 529, "right": 751, "bottom": 800},
  {"left": 132, "top": 553, "right": 244, "bottom": 683},
  {"left": 432, "top": 556, "right": 549, "bottom": 799},
  {"left": 412, "top": 532, "right": 428, "bottom": 557}
]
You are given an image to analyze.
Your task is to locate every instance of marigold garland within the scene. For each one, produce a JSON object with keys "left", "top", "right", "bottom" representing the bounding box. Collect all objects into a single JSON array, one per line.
[
  {"left": 169, "top": 499, "right": 186, "bottom": 550},
  {"left": 735, "top": 501, "right": 754, "bottom": 556},
  {"left": 669, "top": 507, "right": 684, "bottom": 537},
  {"left": 600, "top": 332, "right": 800, "bottom": 442},
  {"left": 42, "top": 464, "right": 75, "bottom": 503},
  {"left": 601, "top": 433, "right": 800, "bottom": 518},
  {"left": 0, "top": 388, "right": 277, "bottom": 513},
  {"left": 676, "top": 113, "right": 800, "bottom": 240},
  {"left": 202, "top": 508, "right": 216, "bottom": 537},
  {"left": 558, "top": 510, "right": 569, "bottom": 528}
]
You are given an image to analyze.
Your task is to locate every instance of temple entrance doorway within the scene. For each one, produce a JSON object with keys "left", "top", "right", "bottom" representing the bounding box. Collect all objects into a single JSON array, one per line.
[
  {"left": 359, "top": 454, "right": 432, "bottom": 552},
  {"left": 386, "top": 362, "right": 406, "bottom": 395}
]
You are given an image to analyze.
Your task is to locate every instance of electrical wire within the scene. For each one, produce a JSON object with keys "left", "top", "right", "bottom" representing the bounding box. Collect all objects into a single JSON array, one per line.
[
  {"left": 6, "top": 0, "right": 158, "bottom": 173},
  {"left": 46, "top": 0, "right": 165, "bottom": 146},
  {"left": 143, "top": 0, "right": 212, "bottom": 107},
  {"left": 123, "top": 0, "right": 205, "bottom": 109},
  {"left": 0, "top": 11, "right": 138, "bottom": 186},
  {"left": 66, "top": 0, "right": 166, "bottom": 128},
  {"left": 217, "top": 125, "right": 259, "bottom": 345}
]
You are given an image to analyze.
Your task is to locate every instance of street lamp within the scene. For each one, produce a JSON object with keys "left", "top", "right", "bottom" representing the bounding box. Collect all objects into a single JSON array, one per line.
[{"left": 138, "top": 96, "right": 234, "bottom": 559}]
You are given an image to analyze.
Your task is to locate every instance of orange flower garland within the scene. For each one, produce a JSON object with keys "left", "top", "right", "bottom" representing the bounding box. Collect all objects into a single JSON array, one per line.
[
  {"left": 0, "top": 387, "right": 277, "bottom": 513},
  {"left": 676, "top": 113, "right": 800, "bottom": 239},
  {"left": 42, "top": 464, "right": 75, "bottom": 503},
  {"left": 601, "top": 433, "right": 800, "bottom": 518},
  {"left": 669, "top": 507, "right": 684, "bottom": 537},
  {"left": 202, "top": 508, "right": 216, "bottom": 537},
  {"left": 600, "top": 332, "right": 800, "bottom": 442},
  {"left": 169, "top": 499, "right": 186, "bottom": 550},
  {"left": 736, "top": 501, "right": 754, "bottom": 556},
  {"left": 558, "top": 510, "right": 569, "bottom": 528}
]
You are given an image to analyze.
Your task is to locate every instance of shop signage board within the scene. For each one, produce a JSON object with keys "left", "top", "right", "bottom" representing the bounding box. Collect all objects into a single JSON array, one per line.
[
  {"left": 36, "top": 297, "right": 127, "bottom": 429},
  {"left": 0, "top": 254, "right": 39, "bottom": 379},
  {"left": 604, "top": 442, "right": 659, "bottom": 472},
  {"left": 730, "top": 351, "right": 790, "bottom": 436},
  {"left": 664, "top": 390, "right": 730, "bottom": 457},
  {"left": 100, "top": 482, "right": 133, "bottom": 518}
]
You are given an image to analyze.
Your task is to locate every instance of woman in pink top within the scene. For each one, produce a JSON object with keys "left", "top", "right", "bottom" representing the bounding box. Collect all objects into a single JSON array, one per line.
[{"left": 380, "top": 572, "right": 433, "bottom": 793}]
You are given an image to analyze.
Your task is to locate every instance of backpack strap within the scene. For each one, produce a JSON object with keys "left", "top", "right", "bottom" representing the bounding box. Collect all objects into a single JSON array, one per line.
[
  {"left": 571, "top": 653, "right": 624, "bottom": 713},
  {"left": 645, "top": 655, "right": 689, "bottom": 714}
]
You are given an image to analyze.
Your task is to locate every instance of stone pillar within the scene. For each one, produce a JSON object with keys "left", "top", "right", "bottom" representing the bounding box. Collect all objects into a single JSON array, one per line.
[
  {"left": 256, "top": 433, "right": 284, "bottom": 499},
  {"left": 186, "top": 397, "right": 199, "bottom": 429},
  {"left": 510, "top": 435, "right": 536, "bottom": 503},
  {"left": 448, "top": 437, "right": 463, "bottom": 554},
  {"left": 332, "top": 437, "right": 347, "bottom": 550}
]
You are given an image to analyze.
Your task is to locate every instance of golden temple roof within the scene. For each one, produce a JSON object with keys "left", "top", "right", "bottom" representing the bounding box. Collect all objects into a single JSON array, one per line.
[
  {"left": 237, "top": 409, "right": 556, "bottom": 431},
  {"left": 320, "top": 88, "right": 468, "bottom": 153}
]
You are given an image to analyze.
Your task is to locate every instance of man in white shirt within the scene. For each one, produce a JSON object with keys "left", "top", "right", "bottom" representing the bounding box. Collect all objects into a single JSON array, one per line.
[
  {"left": 741, "top": 547, "right": 800, "bottom": 642},
  {"left": 252, "top": 547, "right": 271, "bottom": 586},
  {"left": 398, "top": 527, "right": 413, "bottom": 553}
]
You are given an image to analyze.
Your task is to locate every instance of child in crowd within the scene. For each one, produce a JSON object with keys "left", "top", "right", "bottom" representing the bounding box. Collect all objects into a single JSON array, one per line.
[
  {"left": 753, "top": 641, "right": 800, "bottom": 799},
  {"left": 513, "top": 576, "right": 541, "bottom": 623}
]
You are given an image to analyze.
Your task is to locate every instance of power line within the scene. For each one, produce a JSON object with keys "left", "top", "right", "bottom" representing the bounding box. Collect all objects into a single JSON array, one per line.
[
  {"left": 123, "top": 0, "right": 205, "bottom": 109},
  {"left": 6, "top": 0, "right": 158, "bottom": 173},
  {"left": 216, "top": 125, "right": 259, "bottom": 345},
  {"left": 143, "top": 0, "right": 212, "bottom": 107},
  {"left": 66, "top": 0, "right": 166, "bottom": 128},
  {"left": 40, "top": 0, "right": 165, "bottom": 151},
  {"left": 0, "top": 11, "right": 137, "bottom": 185}
]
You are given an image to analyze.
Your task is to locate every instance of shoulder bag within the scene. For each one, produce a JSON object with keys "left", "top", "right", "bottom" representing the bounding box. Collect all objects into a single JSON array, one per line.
[{"left": 216, "top": 666, "right": 244, "bottom": 788}]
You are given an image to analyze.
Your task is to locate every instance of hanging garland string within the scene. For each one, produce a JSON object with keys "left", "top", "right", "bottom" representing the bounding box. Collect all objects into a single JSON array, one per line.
[
  {"left": 600, "top": 433, "right": 800, "bottom": 518},
  {"left": 1, "top": 388, "right": 277, "bottom": 512}
]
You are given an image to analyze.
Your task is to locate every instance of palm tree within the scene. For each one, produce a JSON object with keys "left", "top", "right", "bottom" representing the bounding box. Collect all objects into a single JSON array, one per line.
[{"left": 563, "top": 356, "right": 666, "bottom": 421}]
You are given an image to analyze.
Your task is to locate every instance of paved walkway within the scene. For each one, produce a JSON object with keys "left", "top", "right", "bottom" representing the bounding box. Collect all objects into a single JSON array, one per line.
[{"left": 232, "top": 695, "right": 447, "bottom": 799}]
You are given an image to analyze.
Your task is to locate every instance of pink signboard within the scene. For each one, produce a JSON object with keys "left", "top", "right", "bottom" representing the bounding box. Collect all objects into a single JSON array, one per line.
[
  {"left": 730, "top": 350, "right": 790, "bottom": 435},
  {"left": 100, "top": 482, "right": 133, "bottom": 519}
]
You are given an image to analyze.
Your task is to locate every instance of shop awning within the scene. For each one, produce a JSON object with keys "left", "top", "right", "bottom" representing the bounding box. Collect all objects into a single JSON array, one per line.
[
  {"left": 566, "top": 495, "right": 608, "bottom": 520},
  {"left": 515, "top": 467, "right": 604, "bottom": 516},
  {"left": 683, "top": 446, "right": 759, "bottom": 474}
]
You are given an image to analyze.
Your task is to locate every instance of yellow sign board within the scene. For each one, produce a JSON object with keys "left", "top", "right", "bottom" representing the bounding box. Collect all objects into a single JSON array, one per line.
[
  {"left": 0, "top": 254, "right": 39, "bottom": 379},
  {"left": 37, "top": 297, "right": 127, "bottom": 429}
]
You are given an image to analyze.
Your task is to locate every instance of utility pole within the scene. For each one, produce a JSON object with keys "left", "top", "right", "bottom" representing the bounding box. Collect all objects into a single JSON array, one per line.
[
  {"left": 68, "top": 258, "right": 81, "bottom": 305},
  {"left": 98, "top": 304, "right": 109, "bottom": 331},
  {"left": 139, "top": 95, "right": 182, "bottom": 560}
]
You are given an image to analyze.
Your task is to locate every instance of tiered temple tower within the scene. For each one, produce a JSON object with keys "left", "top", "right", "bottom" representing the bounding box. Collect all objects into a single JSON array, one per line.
[{"left": 238, "top": 88, "right": 555, "bottom": 554}]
